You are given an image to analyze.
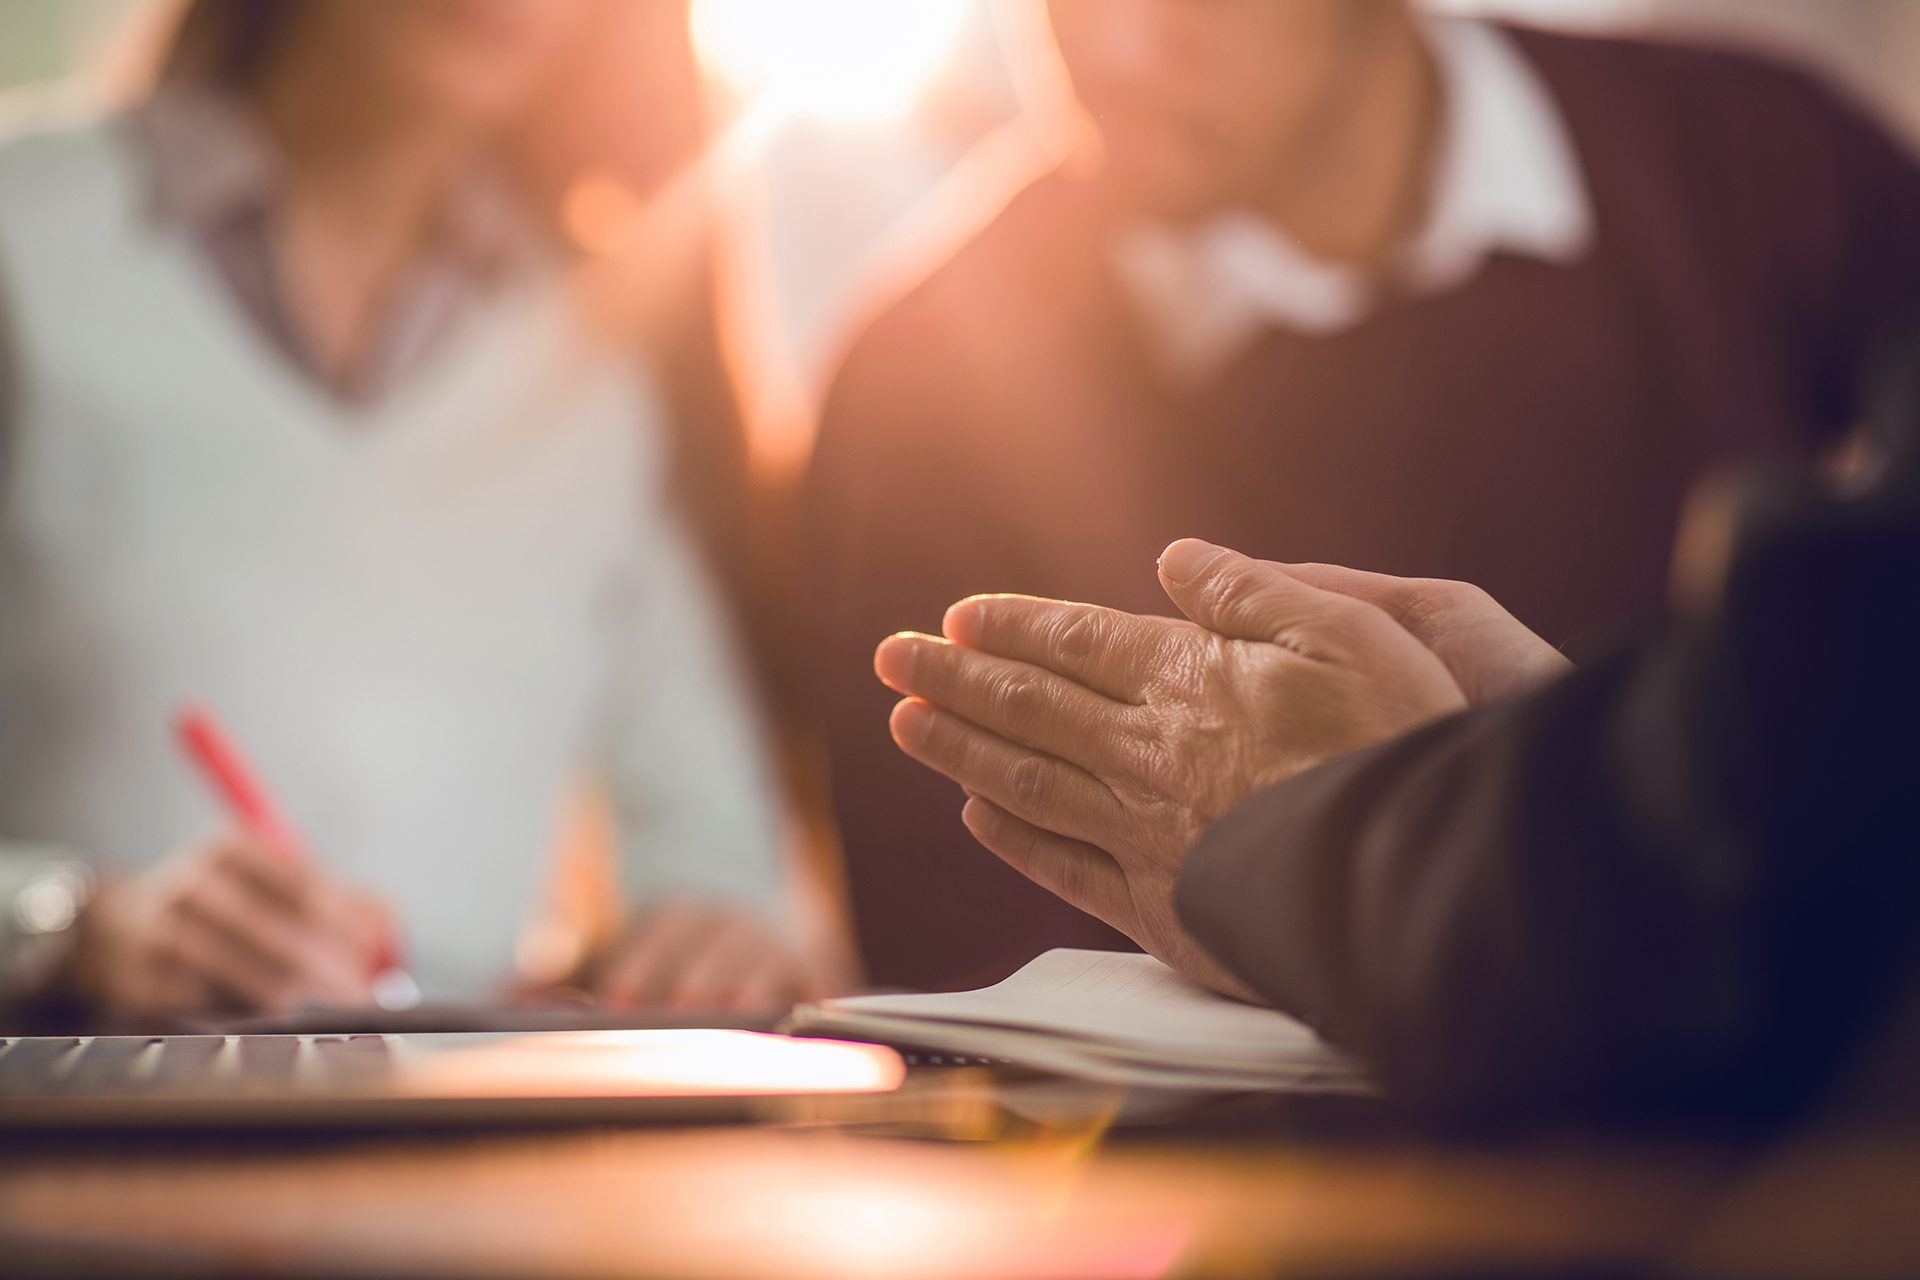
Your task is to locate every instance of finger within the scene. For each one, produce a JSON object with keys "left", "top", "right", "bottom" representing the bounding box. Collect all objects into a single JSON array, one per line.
[
  {"left": 217, "top": 838, "right": 381, "bottom": 952},
  {"left": 1157, "top": 539, "right": 1362, "bottom": 647},
  {"left": 181, "top": 866, "right": 308, "bottom": 980},
  {"left": 705, "top": 929, "right": 802, "bottom": 1013},
  {"left": 939, "top": 596, "right": 1183, "bottom": 703},
  {"left": 343, "top": 892, "right": 397, "bottom": 965},
  {"left": 1247, "top": 561, "right": 1434, "bottom": 615},
  {"left": 156, "top": 912, "right": 305, "bottom": 1014},
  {"left": 658, "top": 911, "right": 774, "bottom": 1013},
  {"left": 875, "top": 632, "right": 1140, "bottom": 774},
  {"left": 1268, "top": 563, "right": 1573, "bottom": 701},
  {"left": 211, "top": 861, "right": 373, "bottom": 1000},
  {"left": 205, "top": 834, "right": 308, "bottom": 904},
  {"left": 1256, "top": 562, "right": 1498, "bottom": 650},
  {"left": 596, "top": 902, "right": 710, "bottom": 1009},
  {"left": 711, "top": 949, "right": 800, "bottom": 1015},
  {"left": 729, "top": 961, "right": 795, "bottom": 1013},
  {"left": 134, "top": 947, "right": 221, "bottom": 1019},
  {"left": 960, "top": 797, "right": 1129, "bottom": 928},
  {"left": 889, "top": 698, "right": 1126, "bottom": 847},
  {"left": 178, "top": 871, "right": 369, "bottom": 1005},
  {"left": 217, "top": 840, "right": 393, "bottom": 991}
]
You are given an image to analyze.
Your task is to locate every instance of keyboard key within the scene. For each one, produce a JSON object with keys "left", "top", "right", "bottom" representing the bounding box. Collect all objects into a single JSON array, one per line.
[
  {"left": 59, "top": 1038, "right": 159, "bottom": 1092},
  {"left": 312, "top": 1036, "right": 393, "bottom": 1084},
  {"left": 234, "top": 1036, "right": 302, "bottom": 1086},
  {"left": 148, "top": 1037, "right": 228, "bottom": 1086},
  {"left": 0, "top": 1038, "right": 81, "bottom": 1091}
]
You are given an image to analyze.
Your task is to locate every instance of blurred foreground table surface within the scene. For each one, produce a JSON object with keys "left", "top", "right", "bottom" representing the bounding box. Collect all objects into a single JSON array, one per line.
[{"left": 4, "top": 1073, "right": 1919, "bottom": 1280}]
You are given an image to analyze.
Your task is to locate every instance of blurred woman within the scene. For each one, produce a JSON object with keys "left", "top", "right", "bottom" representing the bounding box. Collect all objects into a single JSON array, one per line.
[{"left": 0, "top": 0, "right": 813, "bottom": 1020}]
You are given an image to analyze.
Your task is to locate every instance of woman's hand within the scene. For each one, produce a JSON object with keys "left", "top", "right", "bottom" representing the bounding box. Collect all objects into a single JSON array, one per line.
[
  {"left": 590, "top": 900, "right": 823, "bottom": 1014},
  {"left": 874, "top": 540, "right": 1491, "bottom": 998},
  {"left": 70, "top": 830, "right": 388, "bottom": 1019}
]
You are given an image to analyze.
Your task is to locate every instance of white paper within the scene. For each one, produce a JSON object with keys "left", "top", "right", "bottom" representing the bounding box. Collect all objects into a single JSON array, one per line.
[{"left": 797, "top": 950, "right": 1358, "bottom": 1084}]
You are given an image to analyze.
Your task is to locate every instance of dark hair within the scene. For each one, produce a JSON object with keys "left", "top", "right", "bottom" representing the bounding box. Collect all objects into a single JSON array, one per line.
[{"left": 154, "top": 0, "right": 304, "bottom": 88}]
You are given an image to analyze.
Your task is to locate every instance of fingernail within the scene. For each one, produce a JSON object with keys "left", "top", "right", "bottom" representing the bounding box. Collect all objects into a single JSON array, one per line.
[
  {"left": 1159, "top": 539, "right": 1226, "bottom": 584},
  {"left": 889, "top": 698, "right": 934, "bottom": 749}
]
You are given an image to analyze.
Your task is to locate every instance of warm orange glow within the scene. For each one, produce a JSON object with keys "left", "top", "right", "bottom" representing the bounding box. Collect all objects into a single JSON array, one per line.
[
  {"left": 562, "top": 173, "right": 649, "bottom": 258},
  {"left": 792, "top": 1181, "right": 982, "bottom": 1277},
  {"left": 691, "top": 0, "right": 972, "bottom": 122},
  {"left": 768, "top": 1177, "right": 1195, "bottom": 1280},
  {"left": 409, "top": 1031, "right": 905, "bottom": 1098}
]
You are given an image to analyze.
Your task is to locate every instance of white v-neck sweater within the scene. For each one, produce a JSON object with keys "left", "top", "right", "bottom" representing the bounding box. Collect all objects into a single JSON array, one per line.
[{"left": 0, "top": 107, "right": 783, "bottom": 997}]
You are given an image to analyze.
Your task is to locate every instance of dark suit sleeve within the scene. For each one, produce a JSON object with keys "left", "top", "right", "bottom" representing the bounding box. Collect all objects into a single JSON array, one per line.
[{"left": 1178, "top": 448, "right": 1920, "bottom": 1130}]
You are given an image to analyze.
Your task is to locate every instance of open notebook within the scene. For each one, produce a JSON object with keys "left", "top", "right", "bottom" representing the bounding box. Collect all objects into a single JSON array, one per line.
[{"left": 786, "top": 949, "right": 1366, "bottom": 1092}]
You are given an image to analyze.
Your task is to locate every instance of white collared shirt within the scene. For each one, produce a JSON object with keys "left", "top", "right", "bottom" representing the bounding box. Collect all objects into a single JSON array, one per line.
[{"left": 1112, "top": 17, "right": 1596, "bottom": 381}]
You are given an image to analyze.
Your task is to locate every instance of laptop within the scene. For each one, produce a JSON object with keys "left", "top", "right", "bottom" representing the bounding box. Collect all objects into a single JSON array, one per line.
[{"left": 0, "top": 1028, "right": 906, "bottom": 1129}]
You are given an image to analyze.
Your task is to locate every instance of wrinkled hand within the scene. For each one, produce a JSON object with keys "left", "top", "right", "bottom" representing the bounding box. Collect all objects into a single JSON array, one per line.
[
  {"left": 592, "top": 900, "right": 818, "bottom": 1014},
  {"left": 875, "top": 540, "right": 1483, "bottom": 998},
  {"left": 72, "top": 830, "right": 388, "bottom": 1019},
  {"left": 1271, "top": 563, "right": 1572, "bottom": 703}
]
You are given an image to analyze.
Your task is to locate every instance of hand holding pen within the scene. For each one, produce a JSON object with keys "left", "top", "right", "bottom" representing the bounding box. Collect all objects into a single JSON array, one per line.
[
  {"left": 69, "top": 830, "right": 398, "bottom": 1020},
  {"left": 173, "top": 707, "right": 422, "bottom": 1012},
  {"left": 69, "top": 708, "right": 421, "bottom": 1021}
]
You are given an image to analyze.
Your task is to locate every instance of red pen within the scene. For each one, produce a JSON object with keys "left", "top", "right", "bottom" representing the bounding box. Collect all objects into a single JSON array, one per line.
[{"left": 175, "top": 705, "right": 422, "bottom": 1010}]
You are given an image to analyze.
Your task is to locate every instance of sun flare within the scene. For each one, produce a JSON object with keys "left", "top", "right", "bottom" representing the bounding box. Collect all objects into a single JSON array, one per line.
[{"left": 691, "top": 0, "right": 974, "bottom": 122}]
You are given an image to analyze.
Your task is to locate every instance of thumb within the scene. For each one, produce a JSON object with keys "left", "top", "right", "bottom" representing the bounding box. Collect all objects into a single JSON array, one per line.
[{"left": 1157, "top": 539, "right": 1347, "bottom": 643}]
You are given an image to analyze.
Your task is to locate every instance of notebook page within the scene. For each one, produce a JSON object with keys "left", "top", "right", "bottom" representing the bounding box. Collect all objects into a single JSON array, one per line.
[
  {"left": 802, "top": 1009, "right": 1360, "bottom": 1091},
  {"left": 815, "top": 949, "right": 1332, "bottom": 1068}
]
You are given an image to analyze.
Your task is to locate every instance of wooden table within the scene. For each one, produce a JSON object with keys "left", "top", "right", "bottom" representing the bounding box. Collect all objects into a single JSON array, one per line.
[{"left": 4, "top": 1072, "right": 1918, "bottom": 1279}]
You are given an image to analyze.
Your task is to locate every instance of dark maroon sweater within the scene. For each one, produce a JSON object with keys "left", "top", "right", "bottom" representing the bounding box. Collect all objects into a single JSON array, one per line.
[{"left": 805, "top": 28, "right": 1920, "bottom": 992}]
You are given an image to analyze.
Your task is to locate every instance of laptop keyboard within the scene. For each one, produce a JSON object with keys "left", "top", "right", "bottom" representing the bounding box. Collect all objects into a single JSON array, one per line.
[{"left": 0, "top": 1035, "right": 396, "bottom": 1094}]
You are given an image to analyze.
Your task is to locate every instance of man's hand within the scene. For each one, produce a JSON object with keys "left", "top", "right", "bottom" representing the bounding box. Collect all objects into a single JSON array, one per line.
[
  {"left": 71, "top": 831, "right": 388, "bottom": 1019},
  {"left": 1270, "top": 562, "right": 1572, "bottom": 703},
  {"left": 592, "top": 900, "right": 819, "bottom": 1014},
  {"left": 873, "top": 540, "right": 1473, "bottom": 998}
]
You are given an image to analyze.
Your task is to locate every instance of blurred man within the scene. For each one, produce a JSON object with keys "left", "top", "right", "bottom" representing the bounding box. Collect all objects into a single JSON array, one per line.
[
  {"left": 872, "top": 359, "right": 1920, "bottom": 1128},
  {"left": 808, "top": 0, "right": 1920, "bottom": 990}
]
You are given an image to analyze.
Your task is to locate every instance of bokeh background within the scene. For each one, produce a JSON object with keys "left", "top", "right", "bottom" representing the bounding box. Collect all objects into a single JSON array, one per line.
[
  {"left": 7, "top": 0, "right": 1919, "bottom": 984},
  {"left": 8, "top": 0, "right": 1920, "bottom": 481}
]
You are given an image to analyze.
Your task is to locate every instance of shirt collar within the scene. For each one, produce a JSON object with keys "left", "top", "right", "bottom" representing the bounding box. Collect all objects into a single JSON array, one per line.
[
  {"left": 1112, "top": 17, "right": 1595, "bottom": 382},
  {"left": 1403, "top": 16, "right": 1593, "bottom": 292},
  {"left": 134, "top": 81, "right": 281, "bottom": 234},
  {"left": 130, "top": 81, "right": 541, "bottom": 278}
]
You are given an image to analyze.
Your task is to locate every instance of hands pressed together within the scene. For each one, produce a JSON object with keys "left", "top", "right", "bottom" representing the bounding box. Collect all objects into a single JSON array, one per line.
[{"left": 875, "top": 538, "right": 1569, "bottom": 999}]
